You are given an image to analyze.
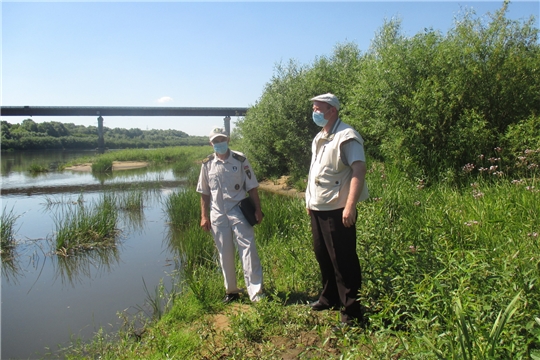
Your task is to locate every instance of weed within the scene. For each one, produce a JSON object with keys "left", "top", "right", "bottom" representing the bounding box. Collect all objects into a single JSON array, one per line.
[
  {"left": 54, "top": 194, "right": 119, "bottom": 252},
  {"left": 28, "top": 163, "right": 49, "bottom": 174}
]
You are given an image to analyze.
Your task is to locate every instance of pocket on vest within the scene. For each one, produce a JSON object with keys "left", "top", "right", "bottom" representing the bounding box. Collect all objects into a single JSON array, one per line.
[{"left": 315, "top": 177, "right": 341, "bottom": 204}]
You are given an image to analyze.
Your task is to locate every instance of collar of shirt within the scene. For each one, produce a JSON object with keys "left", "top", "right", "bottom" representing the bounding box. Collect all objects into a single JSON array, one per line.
[
  {"left": 213, "top": 152, "right": 232, "bottom": 164},
  {"left": 318, "top": 118, "right": 341, "bottom": 141}
]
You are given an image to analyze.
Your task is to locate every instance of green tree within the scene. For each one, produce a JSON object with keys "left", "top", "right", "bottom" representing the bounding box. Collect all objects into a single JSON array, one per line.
[
  {"left": 349, "top": 2, "right": 539, "bottom": 180},
  {"left": 238, "top": 43, "right": 364, "bottom": 180}
]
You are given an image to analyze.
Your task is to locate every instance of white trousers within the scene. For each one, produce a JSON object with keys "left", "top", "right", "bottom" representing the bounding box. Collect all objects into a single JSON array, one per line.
[{"left": 211, "top": 208, "right": 263, "bottom": 301}]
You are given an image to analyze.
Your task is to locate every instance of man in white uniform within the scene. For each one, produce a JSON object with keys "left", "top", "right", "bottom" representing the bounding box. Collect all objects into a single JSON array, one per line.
[{"left": 196, "top": 127, "right": 264, "bottom": 303}]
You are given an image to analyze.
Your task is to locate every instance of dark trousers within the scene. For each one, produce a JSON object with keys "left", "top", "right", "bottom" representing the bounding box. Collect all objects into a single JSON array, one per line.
[{"left": 310, "top": 208, "right": 363, "bottom": 323}]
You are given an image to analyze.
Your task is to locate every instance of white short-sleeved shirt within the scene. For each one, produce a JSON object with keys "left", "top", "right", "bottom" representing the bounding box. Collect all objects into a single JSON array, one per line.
[{"left": 197, "top": 150, "right": 259, "bottom": 225}]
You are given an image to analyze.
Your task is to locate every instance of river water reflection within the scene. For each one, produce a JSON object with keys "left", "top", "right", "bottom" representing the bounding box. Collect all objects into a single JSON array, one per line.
[{"left": 1, "top": 150, "right": 186, "bottom": 359}]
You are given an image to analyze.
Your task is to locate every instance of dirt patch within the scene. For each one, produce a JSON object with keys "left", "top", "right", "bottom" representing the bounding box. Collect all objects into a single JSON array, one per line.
[
  {"left": 65, "top": 161, "right": 149, "bottom": 172},
  {"left": 258, "top": 176, "right": 304, "bottom": 198}
]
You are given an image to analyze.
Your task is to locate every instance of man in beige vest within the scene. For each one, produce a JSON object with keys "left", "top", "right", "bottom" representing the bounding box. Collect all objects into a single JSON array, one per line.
[{"left": 305, "top": 93, "right": 369, "bottom": 328}]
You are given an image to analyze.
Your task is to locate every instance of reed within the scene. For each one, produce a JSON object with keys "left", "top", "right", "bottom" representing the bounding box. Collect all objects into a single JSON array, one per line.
[
  {"left": 66, "top": 146, "right": 211, "bottom": 167},
  {"left": 28, "top": 163, "right": 49, "bottom": 174},
  {"left": 164, "top": 189, "right": 221, "bottom": 305},
  {"left": 54, "top": 194, "right": 119, "bottom": 252},
  {"left": 1, "top": 206, "right": 21, "bottom": 283},
  {"left": 164, "top": 189, "right": 201, "bottom": 230},
  {"left": 91, "top": 158, "right": 113, "bottom": 173},
  {"left": 1, "top": 206, "right": 19, "bottom": 250},
  {"left": 62, "top": 158, "right": 540, "bottom": 358},
  {"left": 115, "top": 189, "right": 144, "bottom": 211}
]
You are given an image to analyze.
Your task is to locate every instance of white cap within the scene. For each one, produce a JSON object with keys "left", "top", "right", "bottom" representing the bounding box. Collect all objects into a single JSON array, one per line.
[
  {"left": 310, "top": 93, "right": 340, "bottom": 110},
  {"left": 209, "top": 127, "right": 228, "bottom": 141}
]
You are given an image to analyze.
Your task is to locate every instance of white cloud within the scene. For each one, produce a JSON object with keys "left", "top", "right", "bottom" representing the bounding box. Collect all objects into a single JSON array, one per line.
[{"left": 157, "top": 96, "right": 173, "bottom": 104}]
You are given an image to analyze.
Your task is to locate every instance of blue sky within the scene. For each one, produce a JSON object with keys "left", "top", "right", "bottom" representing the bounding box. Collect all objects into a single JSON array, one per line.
[{"left": 2, "top": 1, "right": 538, "bottom": 136}]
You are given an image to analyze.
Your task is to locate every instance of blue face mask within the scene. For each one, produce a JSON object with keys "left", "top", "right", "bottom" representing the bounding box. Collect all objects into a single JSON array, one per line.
[
  {"left": 213, "top": 141, "right": 229, "bottom": 155},
  {"left": 312, "top": 111, "right": 329, "bottom": 127}
]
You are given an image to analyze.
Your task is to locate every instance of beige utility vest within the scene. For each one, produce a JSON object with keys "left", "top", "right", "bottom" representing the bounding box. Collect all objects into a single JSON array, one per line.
[{"left": 306, "top": 120, "right": 369, "bottom": 211}]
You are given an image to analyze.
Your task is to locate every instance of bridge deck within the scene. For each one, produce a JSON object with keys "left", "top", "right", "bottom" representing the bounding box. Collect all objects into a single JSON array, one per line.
[{"left": 0, "top": 106, "right": 248, "bottom": 117}]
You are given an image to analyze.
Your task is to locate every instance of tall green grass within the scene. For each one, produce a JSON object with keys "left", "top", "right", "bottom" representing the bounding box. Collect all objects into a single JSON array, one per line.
[
  {"left": 355, "top": 162, "right": 539, "bottom": 357},
  {"left": 1, "top": 206, "right": 21, "bottom": 283},
  {"left": 54, "top": 194, "right": 119, "bottom": 253},
  {"left": 28, "top": 163, "right": 49, "bottom": 174},
  {"left": 66, "top": 146, "right": 211, "bottom": 168},
  {"left": 91, "top": 158, "right": 113, "bottom": 173},
  {"left": 164, "top": 189, "right": 222, "bottom": 306},
  {"left": 61, "top": 160, "right": 539, "bottom": 358},
  {"left": 1, "top": 206, "right": 19, "bottom": 250}
]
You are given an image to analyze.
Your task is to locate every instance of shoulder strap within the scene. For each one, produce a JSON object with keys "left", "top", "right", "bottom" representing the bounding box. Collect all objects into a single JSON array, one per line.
[
  {"left": 231, "top": 151, "right": 246, "bottom": 163},
  {"left": 202, "top": 154, "right": 215, "bottom": 164}
]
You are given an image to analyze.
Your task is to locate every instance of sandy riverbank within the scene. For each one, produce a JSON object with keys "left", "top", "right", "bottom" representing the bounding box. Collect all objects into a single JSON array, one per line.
[
  {"left": 65, "top": 161, "right": 149, "bottom": 171},
  {"left": 65, "top": 162, "right": 303, "bottom": 197}
]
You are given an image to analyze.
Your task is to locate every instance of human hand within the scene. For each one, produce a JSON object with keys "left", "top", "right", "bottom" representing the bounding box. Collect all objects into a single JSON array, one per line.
[
  {"left": 255, "top": 209, "right": 264, "bottom": 224},
  {"left": 342, "top": 206, "right": 356, "bottom": 228},
  {"left": 200, "top": 217, "right": 211, "bottom": 231}
]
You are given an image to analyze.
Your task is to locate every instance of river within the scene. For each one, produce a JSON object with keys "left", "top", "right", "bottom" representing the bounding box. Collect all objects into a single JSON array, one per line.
[{"left": 1, "top": 150, "right": 187, "bottom": 359}]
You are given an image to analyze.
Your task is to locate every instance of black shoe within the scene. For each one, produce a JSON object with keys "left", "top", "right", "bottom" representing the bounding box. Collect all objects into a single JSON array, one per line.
[
  {"left": 309, "top": 301, "right": 338, "bottom": 311},
  {"left": 222, "top": 293, "right": 240, "bottom": 304}
]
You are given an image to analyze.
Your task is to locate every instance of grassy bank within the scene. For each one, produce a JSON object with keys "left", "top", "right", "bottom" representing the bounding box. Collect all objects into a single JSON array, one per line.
[
  {"left": 58, "top": 159, "right": 539, "bottom": 359},
  {"left": 63, "top": 146, "right": 212, "bottom": 169}
]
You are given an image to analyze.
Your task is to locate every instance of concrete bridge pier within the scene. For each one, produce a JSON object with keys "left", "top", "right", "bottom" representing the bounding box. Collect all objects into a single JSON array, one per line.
[
  {"left": 97, "top": 115, "right": 105, "bottom": 154},
  {"left": 224, "top": 116, "right": 231, "bottom": 136}
]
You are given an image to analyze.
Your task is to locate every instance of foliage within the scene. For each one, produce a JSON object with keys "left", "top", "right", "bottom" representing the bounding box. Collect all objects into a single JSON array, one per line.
[
  {"left": 54, "top": 194, "right": 119, "bottom": 253},
  {"left": 238, "top": 43, "right": 363, "bottom": 180},
  {"left": 164, "top": 189, "right": 222, "bottom": 306},
  {"left": 1, "top": 206, "right": 19, "bottom": 250},
  {"left": 91, "top": 158, "right": 113, "bottom": 173},
  {"left": 28, "top": 163, "right": 49, "bottom": 174},
  {"left": 64, "top": 146, "right": 211, "bottom": 169},
  {"left": 61, "top": 162, "right": 539, "bottom": 358},
  {"left": 239, "top": 3, "right": 539, "bottom": 182},
  {"left": 351, "top": 3, "right": 540, "bottom": 181},
  {"left": 0, "top": 119, "right": 208, "bottom": 150}
]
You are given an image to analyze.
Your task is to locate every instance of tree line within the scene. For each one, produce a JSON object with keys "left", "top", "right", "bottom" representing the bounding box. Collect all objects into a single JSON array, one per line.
[
  {"left": 237, "top": 2, "right": 540, "bottom": 183},
  {"left": 0, "top": 119, "right": 208, "bottom": 150}
]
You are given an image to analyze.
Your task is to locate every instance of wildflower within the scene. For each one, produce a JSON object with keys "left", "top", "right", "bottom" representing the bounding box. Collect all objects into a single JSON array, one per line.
[
  {"left": 414, "top": 201, "right": 421, "bottom": 206},
  {"left": 373, "top": 197, "right": 382, "bottom": 202},
  {"left": 494, "top": 147, "right": 502, "bottom": 153},
  {"left": 489, "top": 165, "right": 498, "bottom": 173},
  {"left": 473, "top": 190, "right": 484, "bottom": 199},
  {"left": 470, "top": 182, "right": 479, "bottom": 189},
  {"left": 478, "top": 167, "right": 488, "bottom": 173},
  {"left": 528, "top": 164, "right": 539, "bottom": 170},
  {"left": 528, "top": 232, "right": 538, "bottom": 238},
  {"left": 518, "top": 156, "right": 527, "bottom": 162},
  {"left": 409, "top": 245, "right": 417, "bottom": 253},
  {"left": 493, "top": 171, "right": 504, "bottom": 177},
  {"left": 465, "top": 220, "right": 480, "bottom": 226},
  {"left": 511, "top": 179, "right": 524, "bottom": 185},
  {"left": 478, "top": 154, "right": 485, "bottom": 161},
  {"left": 462, "top": 163, "right": 475, "bottom": 173},
  {"left": 488, "top": 157, "right": 501, "bottom": 164}
]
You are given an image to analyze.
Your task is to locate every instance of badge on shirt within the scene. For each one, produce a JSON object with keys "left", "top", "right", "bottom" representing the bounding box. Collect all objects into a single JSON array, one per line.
[
  {"left": 232, "top": 166, "right": 238, "bottom": 172},
  {"left": 244, "top": 165, "right": 252, "bottom": 180},
  {"left": 235, "top": 184, "right": 240, "bottom": 190}
]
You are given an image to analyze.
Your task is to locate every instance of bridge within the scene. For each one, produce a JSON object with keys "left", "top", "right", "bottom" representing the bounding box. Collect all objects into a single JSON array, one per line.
[{"left": 0, "top": 106, "right": 249, "bottom": 152}]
